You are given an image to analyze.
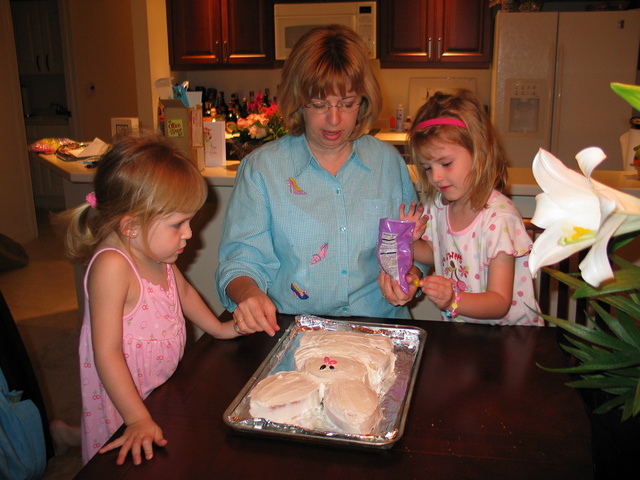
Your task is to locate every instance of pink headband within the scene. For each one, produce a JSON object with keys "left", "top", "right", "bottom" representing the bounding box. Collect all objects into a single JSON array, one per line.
[{"left": 413, "top": 118, "right": 467, "bottom": 132}]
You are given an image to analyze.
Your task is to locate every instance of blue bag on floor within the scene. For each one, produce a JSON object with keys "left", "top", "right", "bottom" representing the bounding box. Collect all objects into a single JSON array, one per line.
[{"left": 0, "top": 367, "right": 46, "bottom": 480}]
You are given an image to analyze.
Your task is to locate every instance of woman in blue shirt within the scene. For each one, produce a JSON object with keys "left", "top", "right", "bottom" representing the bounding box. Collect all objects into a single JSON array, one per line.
[{"left": 216, "top": 25, "right": 419, "bottom": 336}]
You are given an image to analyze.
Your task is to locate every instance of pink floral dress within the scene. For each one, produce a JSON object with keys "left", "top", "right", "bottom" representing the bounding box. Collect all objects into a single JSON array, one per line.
[{"left": 79, "top": 248, "right": 186, "bottom": 463}]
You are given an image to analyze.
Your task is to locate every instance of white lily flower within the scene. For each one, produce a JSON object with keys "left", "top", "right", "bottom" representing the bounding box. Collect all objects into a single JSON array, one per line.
[{"left": 529, "top": 147, "right": 640, "bottom": 287}]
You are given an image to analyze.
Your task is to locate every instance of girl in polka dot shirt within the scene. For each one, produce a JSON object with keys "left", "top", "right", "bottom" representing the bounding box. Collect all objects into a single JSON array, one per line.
[{"left": 379, "top": 90, "right": 543, "bottom": 326}]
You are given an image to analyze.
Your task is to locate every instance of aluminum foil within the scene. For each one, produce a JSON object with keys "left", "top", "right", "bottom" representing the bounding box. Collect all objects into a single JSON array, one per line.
[{"left": 223, "top": 314, "right": 426, "bottom": 449}]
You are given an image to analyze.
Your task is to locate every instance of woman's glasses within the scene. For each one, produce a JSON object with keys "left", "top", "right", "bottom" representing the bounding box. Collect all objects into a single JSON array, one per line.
[{"left": 304, "top": 97, "right": 362, "bottom": 114}]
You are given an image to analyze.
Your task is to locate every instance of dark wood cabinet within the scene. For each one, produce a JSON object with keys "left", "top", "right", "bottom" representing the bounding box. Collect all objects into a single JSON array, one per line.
[
  {"left": 379, "top": 0, "right": 492, "bottom": 68},
  {"left": 167, "top": 0, "right": 274, "bottom": 69}
]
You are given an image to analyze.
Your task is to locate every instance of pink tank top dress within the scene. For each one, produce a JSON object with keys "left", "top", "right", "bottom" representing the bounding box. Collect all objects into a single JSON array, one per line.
[{"left": 79, "top": 248, "right": 186, "bottom": 464}]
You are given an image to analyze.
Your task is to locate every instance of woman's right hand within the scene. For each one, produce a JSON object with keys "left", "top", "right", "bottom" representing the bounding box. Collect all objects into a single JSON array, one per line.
[{"left": 227, "top": 278, "right": 280, "bottom": 336}]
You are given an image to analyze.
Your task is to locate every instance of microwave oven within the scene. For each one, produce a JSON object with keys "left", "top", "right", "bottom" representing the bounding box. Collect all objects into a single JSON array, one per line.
[{"left": 274, "top": 2, "right": 376, "bottom": 60}]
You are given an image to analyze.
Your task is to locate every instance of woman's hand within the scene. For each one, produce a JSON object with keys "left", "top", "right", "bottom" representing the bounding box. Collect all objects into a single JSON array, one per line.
[
  {"left": 378, "top": 265, "right": 421, "bottom": 306},
  {"left": 98, "top": 416, "right": 167, "bottom": 466},
  {"left": 227, "top": 277, "right": 279, "bottom": 336}
]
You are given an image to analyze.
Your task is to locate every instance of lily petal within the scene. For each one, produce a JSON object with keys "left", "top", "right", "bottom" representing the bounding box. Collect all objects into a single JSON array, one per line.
[
  {"left": 579, "top": 215, "right": 625, "bottom": 287},
  {"left": 575, "top": 147, "right": 606, "bottom": 181},
  {"left": 528, "top": 149, "right": 602, "bottom": 277},
  {"left": 529, "top": 223, "right": 596, "bottom": 277}
]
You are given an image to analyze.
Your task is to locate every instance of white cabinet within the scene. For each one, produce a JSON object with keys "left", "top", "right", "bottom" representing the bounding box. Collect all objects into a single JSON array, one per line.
[{"left": 11, "top": 0, "right": 64, "bottom": 75}]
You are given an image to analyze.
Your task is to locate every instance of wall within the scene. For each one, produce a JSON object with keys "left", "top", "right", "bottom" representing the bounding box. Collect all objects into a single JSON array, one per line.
[{"left": 0, "top": 0, "right": 37, "bottom": 244}]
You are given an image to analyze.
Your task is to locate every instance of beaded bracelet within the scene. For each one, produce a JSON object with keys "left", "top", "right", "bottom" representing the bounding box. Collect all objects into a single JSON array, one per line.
[{"left": 444, "top": 287, "right": 461, "bottom": 319}]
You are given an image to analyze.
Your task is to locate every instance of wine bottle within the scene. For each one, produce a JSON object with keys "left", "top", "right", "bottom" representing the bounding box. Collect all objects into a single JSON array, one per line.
[{"left": 215, "top": 92, "right": 228, "bottom": 121}]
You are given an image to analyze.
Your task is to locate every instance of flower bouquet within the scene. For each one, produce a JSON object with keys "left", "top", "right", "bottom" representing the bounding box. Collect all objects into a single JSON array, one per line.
[{"left": 227, "top": 103, "right": 287, "bottom": 159}]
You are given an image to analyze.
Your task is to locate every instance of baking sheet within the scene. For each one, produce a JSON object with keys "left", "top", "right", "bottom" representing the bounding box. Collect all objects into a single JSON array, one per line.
[{"left": 223, "top": 314, "right": 426, "bottom": 449}]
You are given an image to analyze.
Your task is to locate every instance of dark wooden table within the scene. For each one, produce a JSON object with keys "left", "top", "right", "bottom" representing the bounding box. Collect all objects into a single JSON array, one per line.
[{"left": 74, "top": 315, "right": 592, "bottom": 479}]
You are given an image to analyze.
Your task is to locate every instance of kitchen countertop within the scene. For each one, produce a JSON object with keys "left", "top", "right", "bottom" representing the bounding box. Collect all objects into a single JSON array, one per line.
[
  {"left": 34, "top": 154, "right": 241, "bottom": 187},
  {"left": 35, "top": 153, "right": 640, "bottom": 196}
]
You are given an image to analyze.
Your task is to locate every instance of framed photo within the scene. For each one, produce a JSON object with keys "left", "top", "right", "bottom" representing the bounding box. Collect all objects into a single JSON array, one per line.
[{"left": 110, "top": 117, "right": 139, "bottom": 139}]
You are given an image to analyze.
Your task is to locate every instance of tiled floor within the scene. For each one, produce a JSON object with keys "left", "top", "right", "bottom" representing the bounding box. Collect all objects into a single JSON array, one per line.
[{"left": 0, "top": 209, "right": 83, "bottom": 479}]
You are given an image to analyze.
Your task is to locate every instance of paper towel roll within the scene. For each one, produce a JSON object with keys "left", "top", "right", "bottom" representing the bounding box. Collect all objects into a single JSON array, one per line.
[{"left": 620, "top": 128, "right": 640, "bottom": 171}]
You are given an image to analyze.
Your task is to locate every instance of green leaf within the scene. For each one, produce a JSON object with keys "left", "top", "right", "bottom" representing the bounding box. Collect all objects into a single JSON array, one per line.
[
  {"left": 542, "top": 267, "right": 584, "bottom": 290},
  {"left": 610, "top": 232, "right": 639, "bottom": 252},
  {"left": 591, "top": 302, "right": 640, "bottom": 349},
  {"left": 540, "top": 314, "right": 631, "bottom": 350},
  {"left": 611, "top": 82, "right": 640, "bottom": 110},
  {"left": 598, "top": 292, "right": 640, "bottom": 320},
  {"left": 634, "top": 377, "right": 640, "bottom": 417},
  {"left": 593, "top": 392, "right": 626, "bottom": 415},
  {"left": 539, "top": 349, "right": 640, "bottom": 373},
  {"left": 566, "top": 376, "right": 638, "bottom": 389},
  {"left": 574, "top": 267, "right": 640, "bottom": 297}
]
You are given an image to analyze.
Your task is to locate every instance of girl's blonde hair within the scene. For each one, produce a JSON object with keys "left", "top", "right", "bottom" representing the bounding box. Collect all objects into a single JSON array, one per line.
[
  {"left": 277, "top": 24, "right": 382, "bottom": 139},
  {"left": 410, "top": 90, "right": 508, "bottom": 211},
  {"left": 55, "top": 131, "right": 208, "bottom": 264}
]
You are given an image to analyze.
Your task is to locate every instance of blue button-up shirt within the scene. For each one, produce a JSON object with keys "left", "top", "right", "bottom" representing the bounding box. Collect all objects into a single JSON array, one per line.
[{"left": 216, "top": 133, "right": 418, "bottom": 319}]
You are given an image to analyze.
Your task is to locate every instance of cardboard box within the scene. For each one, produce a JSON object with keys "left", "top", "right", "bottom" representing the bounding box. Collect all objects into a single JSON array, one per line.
[
  {"left": 158, "top": 98, "right": 204, "bottom": 171},
  {"left": 203, "top": 121, "right": 227, "bottom": 167}
]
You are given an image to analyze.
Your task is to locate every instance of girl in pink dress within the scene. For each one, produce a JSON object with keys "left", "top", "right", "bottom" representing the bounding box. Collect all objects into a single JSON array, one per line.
[
  {"left": 379, "top": 90, "right": 543, "bottom": 326},
  {"left": 56, "top": 133, "right": 247, "bottom": 466}
]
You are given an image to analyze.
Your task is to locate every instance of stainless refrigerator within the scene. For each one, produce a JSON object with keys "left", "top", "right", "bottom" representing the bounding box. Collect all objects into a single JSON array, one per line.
[{"left": 490, "top": 10, "right": 640, "bottom": 170}]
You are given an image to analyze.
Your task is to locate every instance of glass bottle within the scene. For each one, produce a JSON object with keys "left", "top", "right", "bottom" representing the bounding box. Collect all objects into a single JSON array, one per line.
[{"left": 215, "top": 91, "right": 228, "bottom": 122}]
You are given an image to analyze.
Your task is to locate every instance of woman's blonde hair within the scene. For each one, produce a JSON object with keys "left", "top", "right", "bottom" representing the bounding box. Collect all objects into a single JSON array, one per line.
[
  {"left": 277, "top": 24, "right": 382, "bottom": 139},
  {"left": 55, "top": 131, "right": 208, "bottom": 264},
  {"left": 409, "top": 89, "right": 508, "bottom": 211}
]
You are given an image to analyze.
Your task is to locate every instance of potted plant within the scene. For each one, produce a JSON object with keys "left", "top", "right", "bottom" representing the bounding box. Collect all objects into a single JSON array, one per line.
[{"left": 527, "top": 83, "right": 640, "bottom": 477}]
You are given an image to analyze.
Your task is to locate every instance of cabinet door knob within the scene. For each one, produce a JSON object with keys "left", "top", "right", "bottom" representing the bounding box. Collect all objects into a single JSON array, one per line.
[{"left": 427, "top": 38, "right": 432, "bottom": 59}]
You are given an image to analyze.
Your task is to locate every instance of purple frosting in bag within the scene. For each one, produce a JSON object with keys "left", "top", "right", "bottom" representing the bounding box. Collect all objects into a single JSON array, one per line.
[{"left": 377, "top": 218, "right": 415, "bottom": 294}]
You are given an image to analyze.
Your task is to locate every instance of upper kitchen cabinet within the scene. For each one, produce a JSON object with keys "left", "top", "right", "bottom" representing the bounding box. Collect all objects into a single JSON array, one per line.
[
  {"left": 167, "top": 0, "right": 274, "bottom": 69},
  {"left": 379, "top": 0, "right": 492, "bottom": 68},
  {"left": 11, "top": 0, "right": 64, "bottom": 75}
]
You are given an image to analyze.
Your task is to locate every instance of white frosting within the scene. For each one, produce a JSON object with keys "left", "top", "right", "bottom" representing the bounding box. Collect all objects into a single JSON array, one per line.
[
  {"left": 248, "top": 330, "right": 396, "bottom": 435},
  {"left": 323, "top": 379, "right": 383, "bottom": 435},
  {"left": 300, "top": 355, "right": 369, "bottom": 386},
  {"left": 294, "top": 330, "right": 396, "bottom": 395},
  {"left": 249, "top": 371, "right": 322, "bottom": 426}
]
